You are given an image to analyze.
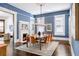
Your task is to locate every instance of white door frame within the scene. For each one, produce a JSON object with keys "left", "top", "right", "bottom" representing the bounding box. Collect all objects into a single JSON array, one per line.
[{"left": 0, "top": 7, "right": 17, "bottom": 43}]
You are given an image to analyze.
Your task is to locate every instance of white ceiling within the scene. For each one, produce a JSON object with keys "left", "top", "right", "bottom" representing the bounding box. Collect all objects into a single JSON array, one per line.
[{"left": 9, "top": 3, "right": 71, "bottom": 15}]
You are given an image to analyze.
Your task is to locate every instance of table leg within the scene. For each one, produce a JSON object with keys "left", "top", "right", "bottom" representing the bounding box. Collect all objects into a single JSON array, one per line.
[{"left": 40, "top": 38, "right": 41, "bottom": 50}]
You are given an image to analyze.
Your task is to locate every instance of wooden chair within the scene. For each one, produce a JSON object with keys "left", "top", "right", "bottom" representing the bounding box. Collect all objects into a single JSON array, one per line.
[
  {"left": 30, "top": 36, "right": 37, "bottom": 46},
  {"left": 44, "top": 34, "right": 52, "bottom": 44},
  {"left": 15, "top": 34, "right": 30, "bottom": 47},
  {"left": 23, "top": 34, "right": 30, "bottom": 47},
  {"left": 15, "top": 35, "right": 30, "bottom": 47},
  {"left": 42, "top": 34, "right": 52, "bottom": 48},
  {"left": 44, "top": 36, "right": 49, "bottom": 44},
  {"left": 48, "top": 34, "right": 52, "bottom": 42},
  {"left": 4, "top": 33, "right": 10, "bottom": 44}
]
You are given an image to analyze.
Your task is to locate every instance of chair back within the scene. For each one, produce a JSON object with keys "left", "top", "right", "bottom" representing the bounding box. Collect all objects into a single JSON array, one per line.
[
  {"left": 48, "top": 34, "right": 52, "bottom": 42},
  {"left": 4, "top": 33, "right": 10, "bottom": 44},
  {"left": 30, "top": 36, "right": 37, "bottom": 44},
  {"left": 23, "top": 34, "right": 27, "bottom": 41},
  {"left": 44, "top": 36, "right": 48, "bottom": 43},
  {"left": 45, "top": 34, "right": 52, "bottom": 43},
  {"left": 23, "top": 34, "right": 30, "bottom": 42},
  {"left": 26, "top": 35, "right": 30, "bottom": 42}
]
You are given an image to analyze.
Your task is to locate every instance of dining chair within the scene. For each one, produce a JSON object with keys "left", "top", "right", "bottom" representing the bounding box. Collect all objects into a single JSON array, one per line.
[
  {"left": 43, "top": 36, "right": 47, "bottom": 43},
  {"left": 48, "top": 34, "right": 52, "bottom": 42},
  {"left": 42, "top": 35, "right": 49, "bottom": 48},
  {"left": 23, "top": 34, "right": 30, "bottom": 47},
  {"left": 15, "top": 34, "right": 30, "bottom": 47},
  {"left": 44, "top": 34, "right": 52, "bottom": 44},
  {"left": 4, "top": 33, "right": 11, "bottom": 44},
  {"left": 30, "top": 35, "right": 37, "bottom": 46},
  {"left": 45, "top": 35, "right": 49, "bottom": 44}
]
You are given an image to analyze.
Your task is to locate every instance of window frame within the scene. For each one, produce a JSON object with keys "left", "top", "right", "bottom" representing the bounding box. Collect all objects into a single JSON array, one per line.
[{"left": 0, "top": 20, "right": 5, "bottom": 34}]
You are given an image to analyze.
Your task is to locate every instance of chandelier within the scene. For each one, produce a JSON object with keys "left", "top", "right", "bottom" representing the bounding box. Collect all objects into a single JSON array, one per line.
[{"left": 35, "top": 3, "right": 46, "bottom": 26}]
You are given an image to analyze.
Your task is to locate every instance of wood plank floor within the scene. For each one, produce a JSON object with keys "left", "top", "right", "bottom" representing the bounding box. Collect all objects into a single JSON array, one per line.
[
  {"left": 6, "top": 38, "right": 13, "bottom": 56},
  {"left": 0, "top": 37, "right": 13, "bottom": 56},
  {"left": 54, "top": 44, "right": 71, "bottom": 56}
]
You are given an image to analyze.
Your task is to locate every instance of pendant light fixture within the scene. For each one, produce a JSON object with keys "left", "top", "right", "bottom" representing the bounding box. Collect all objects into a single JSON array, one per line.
[{"left": 35, "top": 3, "right": 46, "bottom": 26}]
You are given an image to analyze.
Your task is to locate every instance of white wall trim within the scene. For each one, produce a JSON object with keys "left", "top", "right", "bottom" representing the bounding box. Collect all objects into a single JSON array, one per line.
[
  {"left": 19, "top": 21, "right": 29, "bottom": 24},
  {"left": 0, "top": 7, "right": 16, "bottom": 14},
  {"left": 0, "top": 7, "right": 17, "bottom": 43},
  {"left": 30, "top": 17, "right": 35, "bottom": 35},
  {"left": 53, "top": 37, "right": 69, "bottom": 41},
  {"left": 68, "top": 3, "right": 75, "bottom": 56}
]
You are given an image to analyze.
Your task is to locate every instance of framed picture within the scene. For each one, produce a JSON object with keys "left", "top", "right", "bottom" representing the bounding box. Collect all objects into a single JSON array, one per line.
[
  {"left": 21, "top": 24, "right": 28, "bottom": 30},
  {"left": 46, "top": 24, "right": 52, "bottom": 31},
  {"left": 9, "top": 25, "right": 13, "bottom": 32}
]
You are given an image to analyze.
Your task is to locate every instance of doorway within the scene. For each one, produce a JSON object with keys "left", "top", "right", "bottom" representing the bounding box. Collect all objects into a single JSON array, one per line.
[{"left": 0, "top": 7, "right": 17, "bottom": 56}]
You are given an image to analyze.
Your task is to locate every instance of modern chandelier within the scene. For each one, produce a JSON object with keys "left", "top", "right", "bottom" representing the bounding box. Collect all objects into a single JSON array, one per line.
[{"left": 35, "top": 3, "right": 46, "bottom": 26}]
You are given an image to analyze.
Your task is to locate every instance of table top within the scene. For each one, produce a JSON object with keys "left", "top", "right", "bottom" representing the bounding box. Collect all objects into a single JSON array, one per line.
[{"left": 0, "top": 44, "right": 7, "bottom": 48}]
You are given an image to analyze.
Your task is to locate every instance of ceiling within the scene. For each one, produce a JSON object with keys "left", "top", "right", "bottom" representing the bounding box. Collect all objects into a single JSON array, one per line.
[{"left": 9, "top": 3, "right": 71, "bottom": 15}]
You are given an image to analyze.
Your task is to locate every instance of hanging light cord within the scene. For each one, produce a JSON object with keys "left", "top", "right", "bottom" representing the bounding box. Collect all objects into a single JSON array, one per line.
[{"left": 40, "top": 4, "right": 43, "bottom": 18}]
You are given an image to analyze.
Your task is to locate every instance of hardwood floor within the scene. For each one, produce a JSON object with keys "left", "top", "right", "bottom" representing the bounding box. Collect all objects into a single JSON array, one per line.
[
  {"left": 6, "top": 38, "right": 13, "bottom": 56},
  {"left": 0, "top": 37, "right": 13, "bottom": 56},
  {"left": 54, "top": 44, "right": 71, "bottom": 56},
  {"left": 54, "top": 40, "right": 71, "bottom": 56}
]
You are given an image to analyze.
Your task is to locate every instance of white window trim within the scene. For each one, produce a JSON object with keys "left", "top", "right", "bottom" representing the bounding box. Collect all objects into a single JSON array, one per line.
[{"left": 54, "top": 14, "right": 65, "bottom": 36}]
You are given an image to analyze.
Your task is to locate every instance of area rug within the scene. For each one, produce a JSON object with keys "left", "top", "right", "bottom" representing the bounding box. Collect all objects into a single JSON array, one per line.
[{"left": 15, "top": 41, "right": 59, "bottom": 56}]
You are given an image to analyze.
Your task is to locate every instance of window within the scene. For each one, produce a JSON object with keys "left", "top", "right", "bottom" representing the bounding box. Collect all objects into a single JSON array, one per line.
[
  {"left": 54, "top": 14, "right": 65, "bottom": 36},
  {"left": 0, "top": 20, "right": 5, "bottom": 33}
]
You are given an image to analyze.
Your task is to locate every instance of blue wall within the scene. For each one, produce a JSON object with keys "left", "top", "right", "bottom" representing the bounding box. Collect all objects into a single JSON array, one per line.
[
  {"left": 0, "top": 3, "right": 33, "bottom": 39},
  {"left": 45, "top": 16, "right": 54, "bottom": 34},
  {"left": 34, "top": 10, "right": 70, "bottom": 37},
  {"left": 72, "top": 39, "right": 79, "bottom": 56}
]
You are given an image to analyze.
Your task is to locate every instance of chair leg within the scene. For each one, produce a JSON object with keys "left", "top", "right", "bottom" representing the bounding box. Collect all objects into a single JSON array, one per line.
[{"left": 26, "top": 42, "right": 28, "bottom": 47}]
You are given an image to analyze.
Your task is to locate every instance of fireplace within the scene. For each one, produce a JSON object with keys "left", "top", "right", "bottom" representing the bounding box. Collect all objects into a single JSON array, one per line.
[{"left": 23, "top": 33, "right": 27, "bottom": 41}]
